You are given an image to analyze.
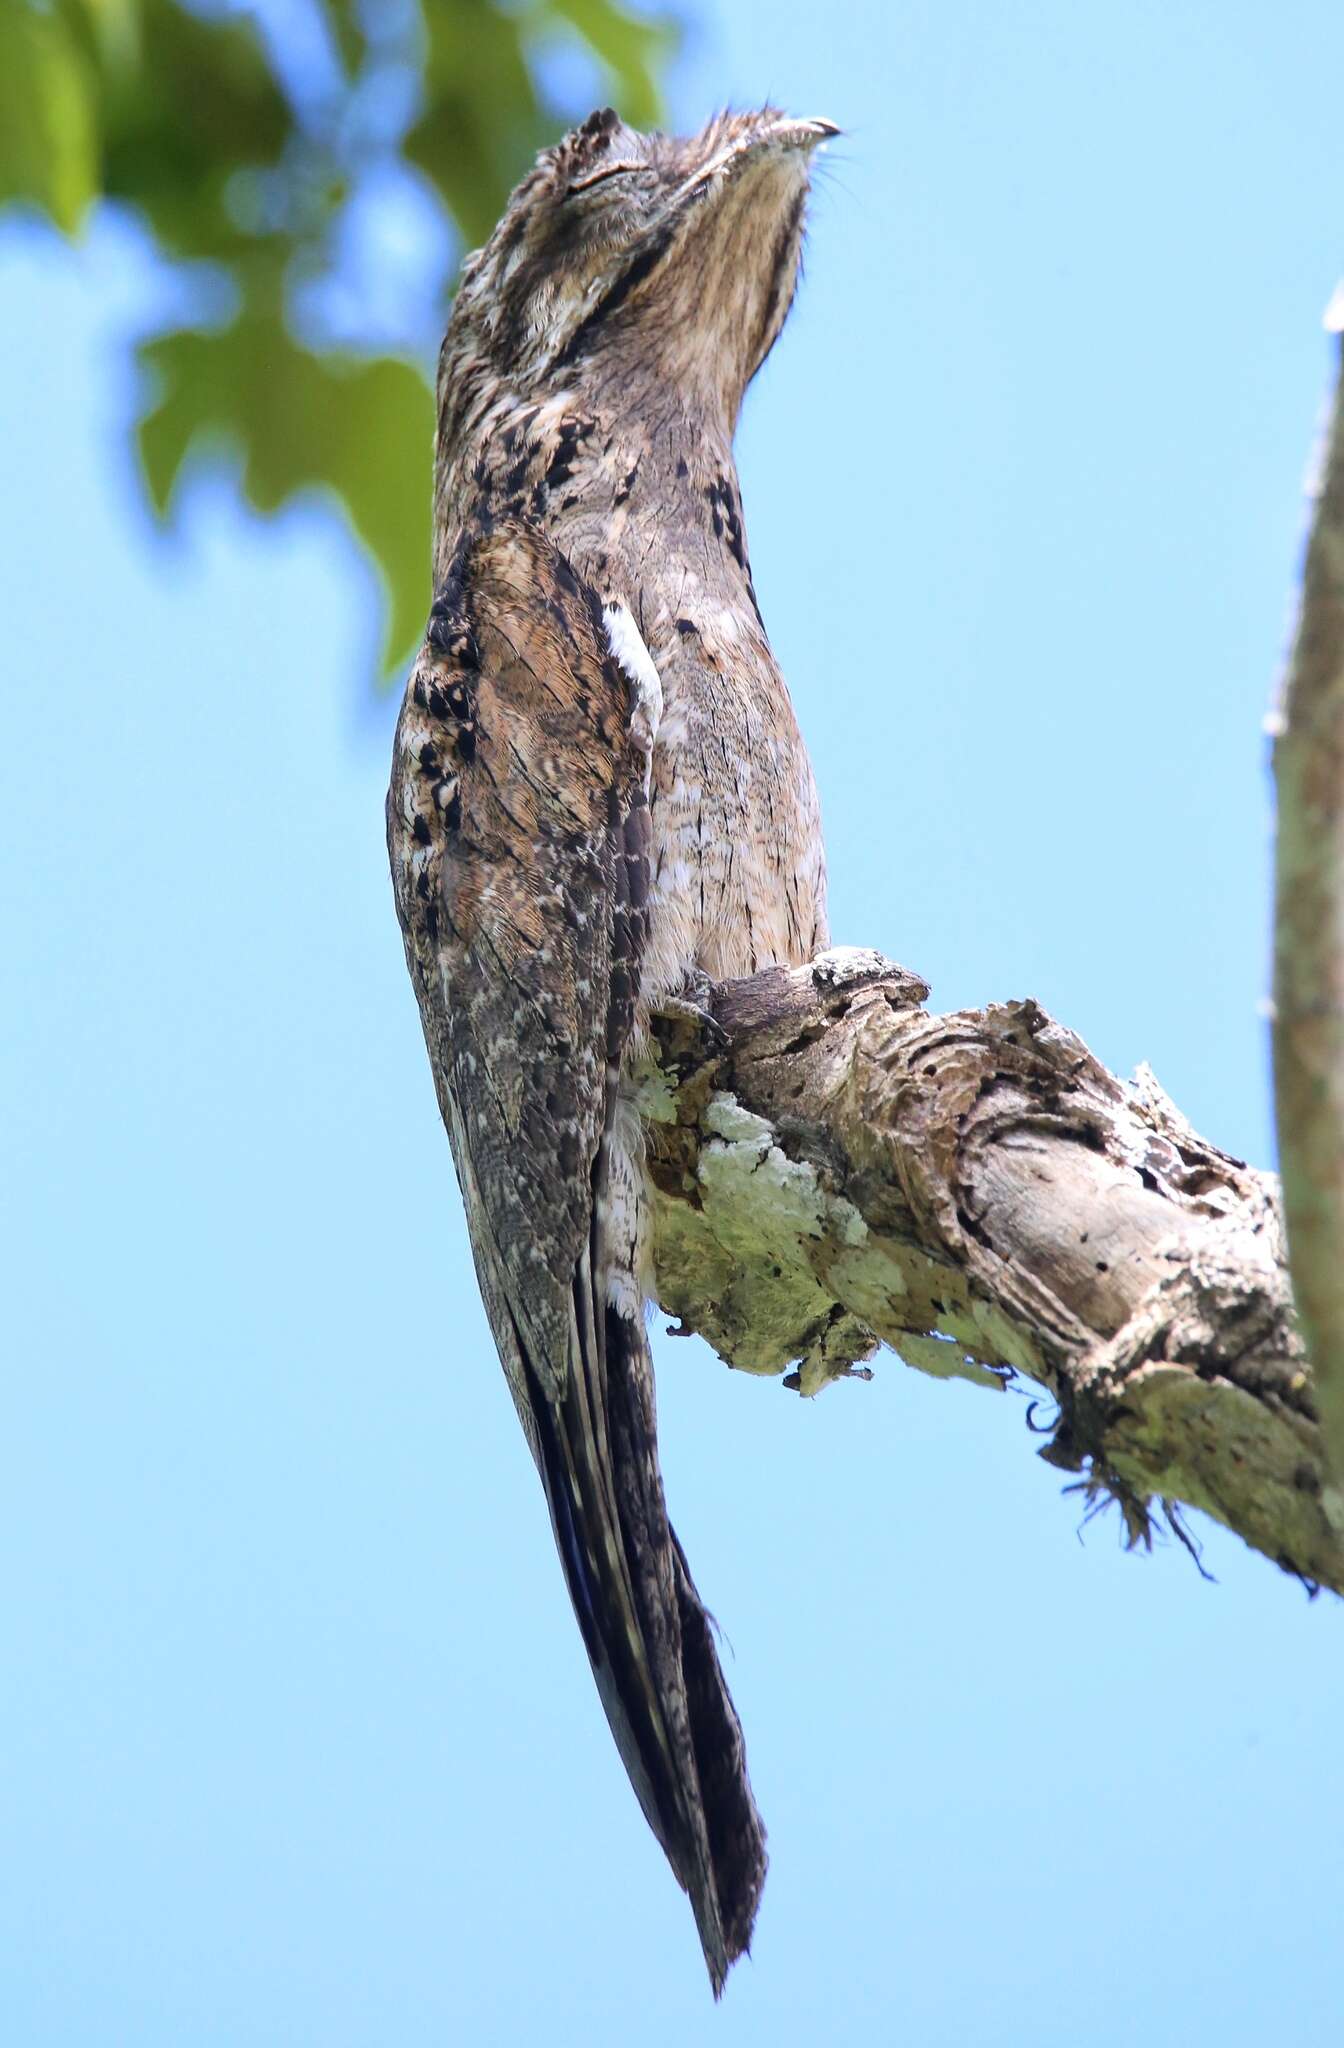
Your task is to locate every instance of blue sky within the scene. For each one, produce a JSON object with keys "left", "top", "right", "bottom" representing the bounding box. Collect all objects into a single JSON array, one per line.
[{"left": 4, "top": 1, "right": 1343, "bottom": 2041}]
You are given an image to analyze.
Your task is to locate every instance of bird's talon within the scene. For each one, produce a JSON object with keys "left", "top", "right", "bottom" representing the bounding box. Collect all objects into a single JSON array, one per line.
[{"left": 655, "top": 994, "right": 729, "bottom": 1049}]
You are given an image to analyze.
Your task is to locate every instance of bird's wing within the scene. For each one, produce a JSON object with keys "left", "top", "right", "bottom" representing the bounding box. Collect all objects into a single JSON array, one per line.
[{"left": 387, "top": 519, "right": 765, "bottom": 1992}]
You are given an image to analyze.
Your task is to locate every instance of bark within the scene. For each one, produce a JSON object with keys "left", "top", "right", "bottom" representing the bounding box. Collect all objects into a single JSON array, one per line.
[
  {"left": 640, "top": 949, "right": 1342, "bottom": 1595},
  {"left": 1273, "top": 307, "right": 1344, "bottom": 1483}
]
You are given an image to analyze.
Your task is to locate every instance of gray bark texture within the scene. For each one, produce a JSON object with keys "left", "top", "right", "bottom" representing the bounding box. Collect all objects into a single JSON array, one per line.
[
  {"left": 641, "top": 949, "right": 1343, "bottom": 1595},
  {"left": 1273, "top": 312, "right": 1344, "bottom": 1485}
]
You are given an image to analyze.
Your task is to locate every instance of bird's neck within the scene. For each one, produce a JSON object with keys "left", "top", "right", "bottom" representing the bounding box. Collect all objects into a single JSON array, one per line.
[{"left": 434, "top": 360, "right": 751, "bottom": 615}]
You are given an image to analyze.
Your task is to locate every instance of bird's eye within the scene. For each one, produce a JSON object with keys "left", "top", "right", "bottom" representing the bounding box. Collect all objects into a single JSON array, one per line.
[{"left": 565, "top": 161, "right": 642, "bottom": 197}]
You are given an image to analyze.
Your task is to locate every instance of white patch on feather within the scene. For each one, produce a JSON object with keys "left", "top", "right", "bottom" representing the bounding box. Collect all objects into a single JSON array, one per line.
[{"left": 602, "top": 601, "right": 663, "bottom": 770}]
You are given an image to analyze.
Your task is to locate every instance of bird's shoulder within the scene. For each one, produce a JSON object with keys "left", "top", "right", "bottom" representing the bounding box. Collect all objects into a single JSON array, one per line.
[
  {"left": 386, "top": 515, "right": 656, "bottom": 1346},
  {"left": 388, "top": 514, "right": 643, "bottom": 967}
]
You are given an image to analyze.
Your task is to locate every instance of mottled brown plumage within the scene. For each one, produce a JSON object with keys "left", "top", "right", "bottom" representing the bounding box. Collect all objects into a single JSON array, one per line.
[{"left": 388, "top": 105, "right": 834, "bottom": 1990}]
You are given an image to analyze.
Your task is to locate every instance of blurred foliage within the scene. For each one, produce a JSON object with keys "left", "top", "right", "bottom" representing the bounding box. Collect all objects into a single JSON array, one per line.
[{"left": 0, "top": 0, "right": 675, "bottom": 675}]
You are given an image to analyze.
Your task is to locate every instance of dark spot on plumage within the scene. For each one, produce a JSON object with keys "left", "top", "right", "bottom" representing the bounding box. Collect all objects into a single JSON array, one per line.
[
  {"left": 706, "top": 474, "right": 749, "bottom": 573},
  {"left": 583, "top": 587, "right": 610, "bottom": 649},
  {"left": 425, "top": 901, "right": 439, "bottom": 941},
  {"left": 749, "top": 188, "right": 808, "bottom": 386},
  {"left": 444, "top": 788, "right": 462, "bottom": 830},
  {"left": 624, "top": 855, "right": 648, "bottom": 907},
  {"left": 553, "top": 550, "right": 581, "bottom": 596},
  {"left": 553, "top": 215, "right": 680, "bottom": 369},
  {"left": 553, "top": 417, "right": 590, "bottom": 465},
  {"left": 427, "top": 685, "right": 449, "bottom": 718},
  {"left": 415, "top": 869, "right": 430, "bottom": 900},
  {"left": 455, "top": 723, "right": 477, "bottom": 764},
  {"left": 418, "top": 742, "right": 439, "bottom": 773},
  {"left": 676, "top": 456, "right": 689, "bottom": 478},
  {"left": 412, "top": 814, "right": 431, "bottom": 846},
  {"left": 560, "top": 491, "right": 581, "bottom": 510},
  {"left": 412, "top": 678, "right": 428, "bottom": 709},
  {"left": 426, "top": 598, "right": 477, "bottom": 666},
  {"left": 676, "top": 617, "right": 698, "bottom": 637}
]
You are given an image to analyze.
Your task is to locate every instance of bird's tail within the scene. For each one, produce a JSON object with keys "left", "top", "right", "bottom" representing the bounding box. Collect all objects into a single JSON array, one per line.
[{"left": 526, "top": 1247, "right": 767, "bottom": 1994}]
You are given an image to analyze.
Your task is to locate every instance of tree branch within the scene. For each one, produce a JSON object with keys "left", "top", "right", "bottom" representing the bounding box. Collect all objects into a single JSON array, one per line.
[
  {"left": 1273, "top": 302, "right": 1344, "bottom": 1483},
  {"left": 642, "top": 950, "right": 1341, "bottom": 1594}
]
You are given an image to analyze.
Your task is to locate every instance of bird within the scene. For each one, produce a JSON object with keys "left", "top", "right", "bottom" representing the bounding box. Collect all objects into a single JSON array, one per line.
[{"left": 387, "top": 105, "right": 834, "bottom": 1992}]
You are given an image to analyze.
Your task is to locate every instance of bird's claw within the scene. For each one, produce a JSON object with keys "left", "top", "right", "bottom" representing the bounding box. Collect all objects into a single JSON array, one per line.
[{"left": 655, "top": 993, "right": 729, "bottom": 1051}]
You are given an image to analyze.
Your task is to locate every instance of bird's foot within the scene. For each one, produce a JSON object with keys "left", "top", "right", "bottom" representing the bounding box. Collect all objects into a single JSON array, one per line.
[{"left": 655, "top": 972, "right": 728, "bottom": 1051}]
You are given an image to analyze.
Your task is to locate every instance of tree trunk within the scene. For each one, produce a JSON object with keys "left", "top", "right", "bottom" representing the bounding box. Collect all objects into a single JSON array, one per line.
[{"left": 1273, "top": 309, "right": 1344, "bottom": 1485}]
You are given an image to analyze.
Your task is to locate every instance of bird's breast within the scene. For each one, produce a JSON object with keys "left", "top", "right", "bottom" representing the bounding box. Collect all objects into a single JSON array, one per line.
[{"left": 639, "top": 612, "right": 828, "bottom": 999}]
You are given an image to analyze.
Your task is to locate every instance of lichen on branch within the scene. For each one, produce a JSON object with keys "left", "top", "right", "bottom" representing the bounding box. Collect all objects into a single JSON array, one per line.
[{"left": 644, "top": 949, "right": 1342, "bottom": 1595}]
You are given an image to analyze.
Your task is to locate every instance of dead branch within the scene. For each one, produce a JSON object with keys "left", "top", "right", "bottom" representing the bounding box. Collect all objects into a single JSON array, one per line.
[{"left": 642, "top": 950, "right": 1341, "bottom": 1594}]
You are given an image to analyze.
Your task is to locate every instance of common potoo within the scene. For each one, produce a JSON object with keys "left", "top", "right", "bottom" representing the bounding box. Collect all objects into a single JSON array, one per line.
[{"left": 387, "top": 106, "right": 833, "bottom": 1991}]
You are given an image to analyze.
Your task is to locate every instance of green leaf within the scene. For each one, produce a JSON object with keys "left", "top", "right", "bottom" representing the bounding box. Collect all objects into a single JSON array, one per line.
[
  {"left": 318, "top": 0, "right": 368, "bottom": 81},
  {"left": 406, "top": 0, "right": 552, "bottom": 248},
  {"left": 406, "top": 0, "right": 674, "bottom": 250},
  {"left": 324, "top": 356, "right": 436, "bottom": 673},
  {"left": 0, "top": 2, "right": 99, "bottom": 235},
  {"left": 139, "top": 316, "right": 434, "bottom": 675},
  {"left": 544, "top": 0, "right": 676, "bottom": 130},
  {"left": 98, "top": 0, "right": 293, "bottom": 262},
  {"left": 0, "top": 0, "right": 679, "bottom": 692}
]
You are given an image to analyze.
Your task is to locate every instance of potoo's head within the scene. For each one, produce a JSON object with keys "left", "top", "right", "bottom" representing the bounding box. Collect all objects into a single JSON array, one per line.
[{"left": 443, "top": 105, "right": 837, "bottom": 428}]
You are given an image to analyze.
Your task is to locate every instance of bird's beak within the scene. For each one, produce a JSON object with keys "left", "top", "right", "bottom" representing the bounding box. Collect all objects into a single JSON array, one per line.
[
  {"left": 762, "top": 116, "right": 841, "bottom": 150},
  {"left": 675, "top": 116, "right": 840, "bottom": 209}
]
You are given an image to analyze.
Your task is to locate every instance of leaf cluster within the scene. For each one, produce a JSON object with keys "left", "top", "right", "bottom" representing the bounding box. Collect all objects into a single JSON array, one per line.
[{"left": 0, "top": 0, "right": 674, "bottom": 675}]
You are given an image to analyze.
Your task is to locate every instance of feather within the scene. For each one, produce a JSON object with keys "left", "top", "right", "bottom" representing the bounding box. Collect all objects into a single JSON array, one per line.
[{"left": 387, "top": 518, "right": 766, "bottom": 1990}]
